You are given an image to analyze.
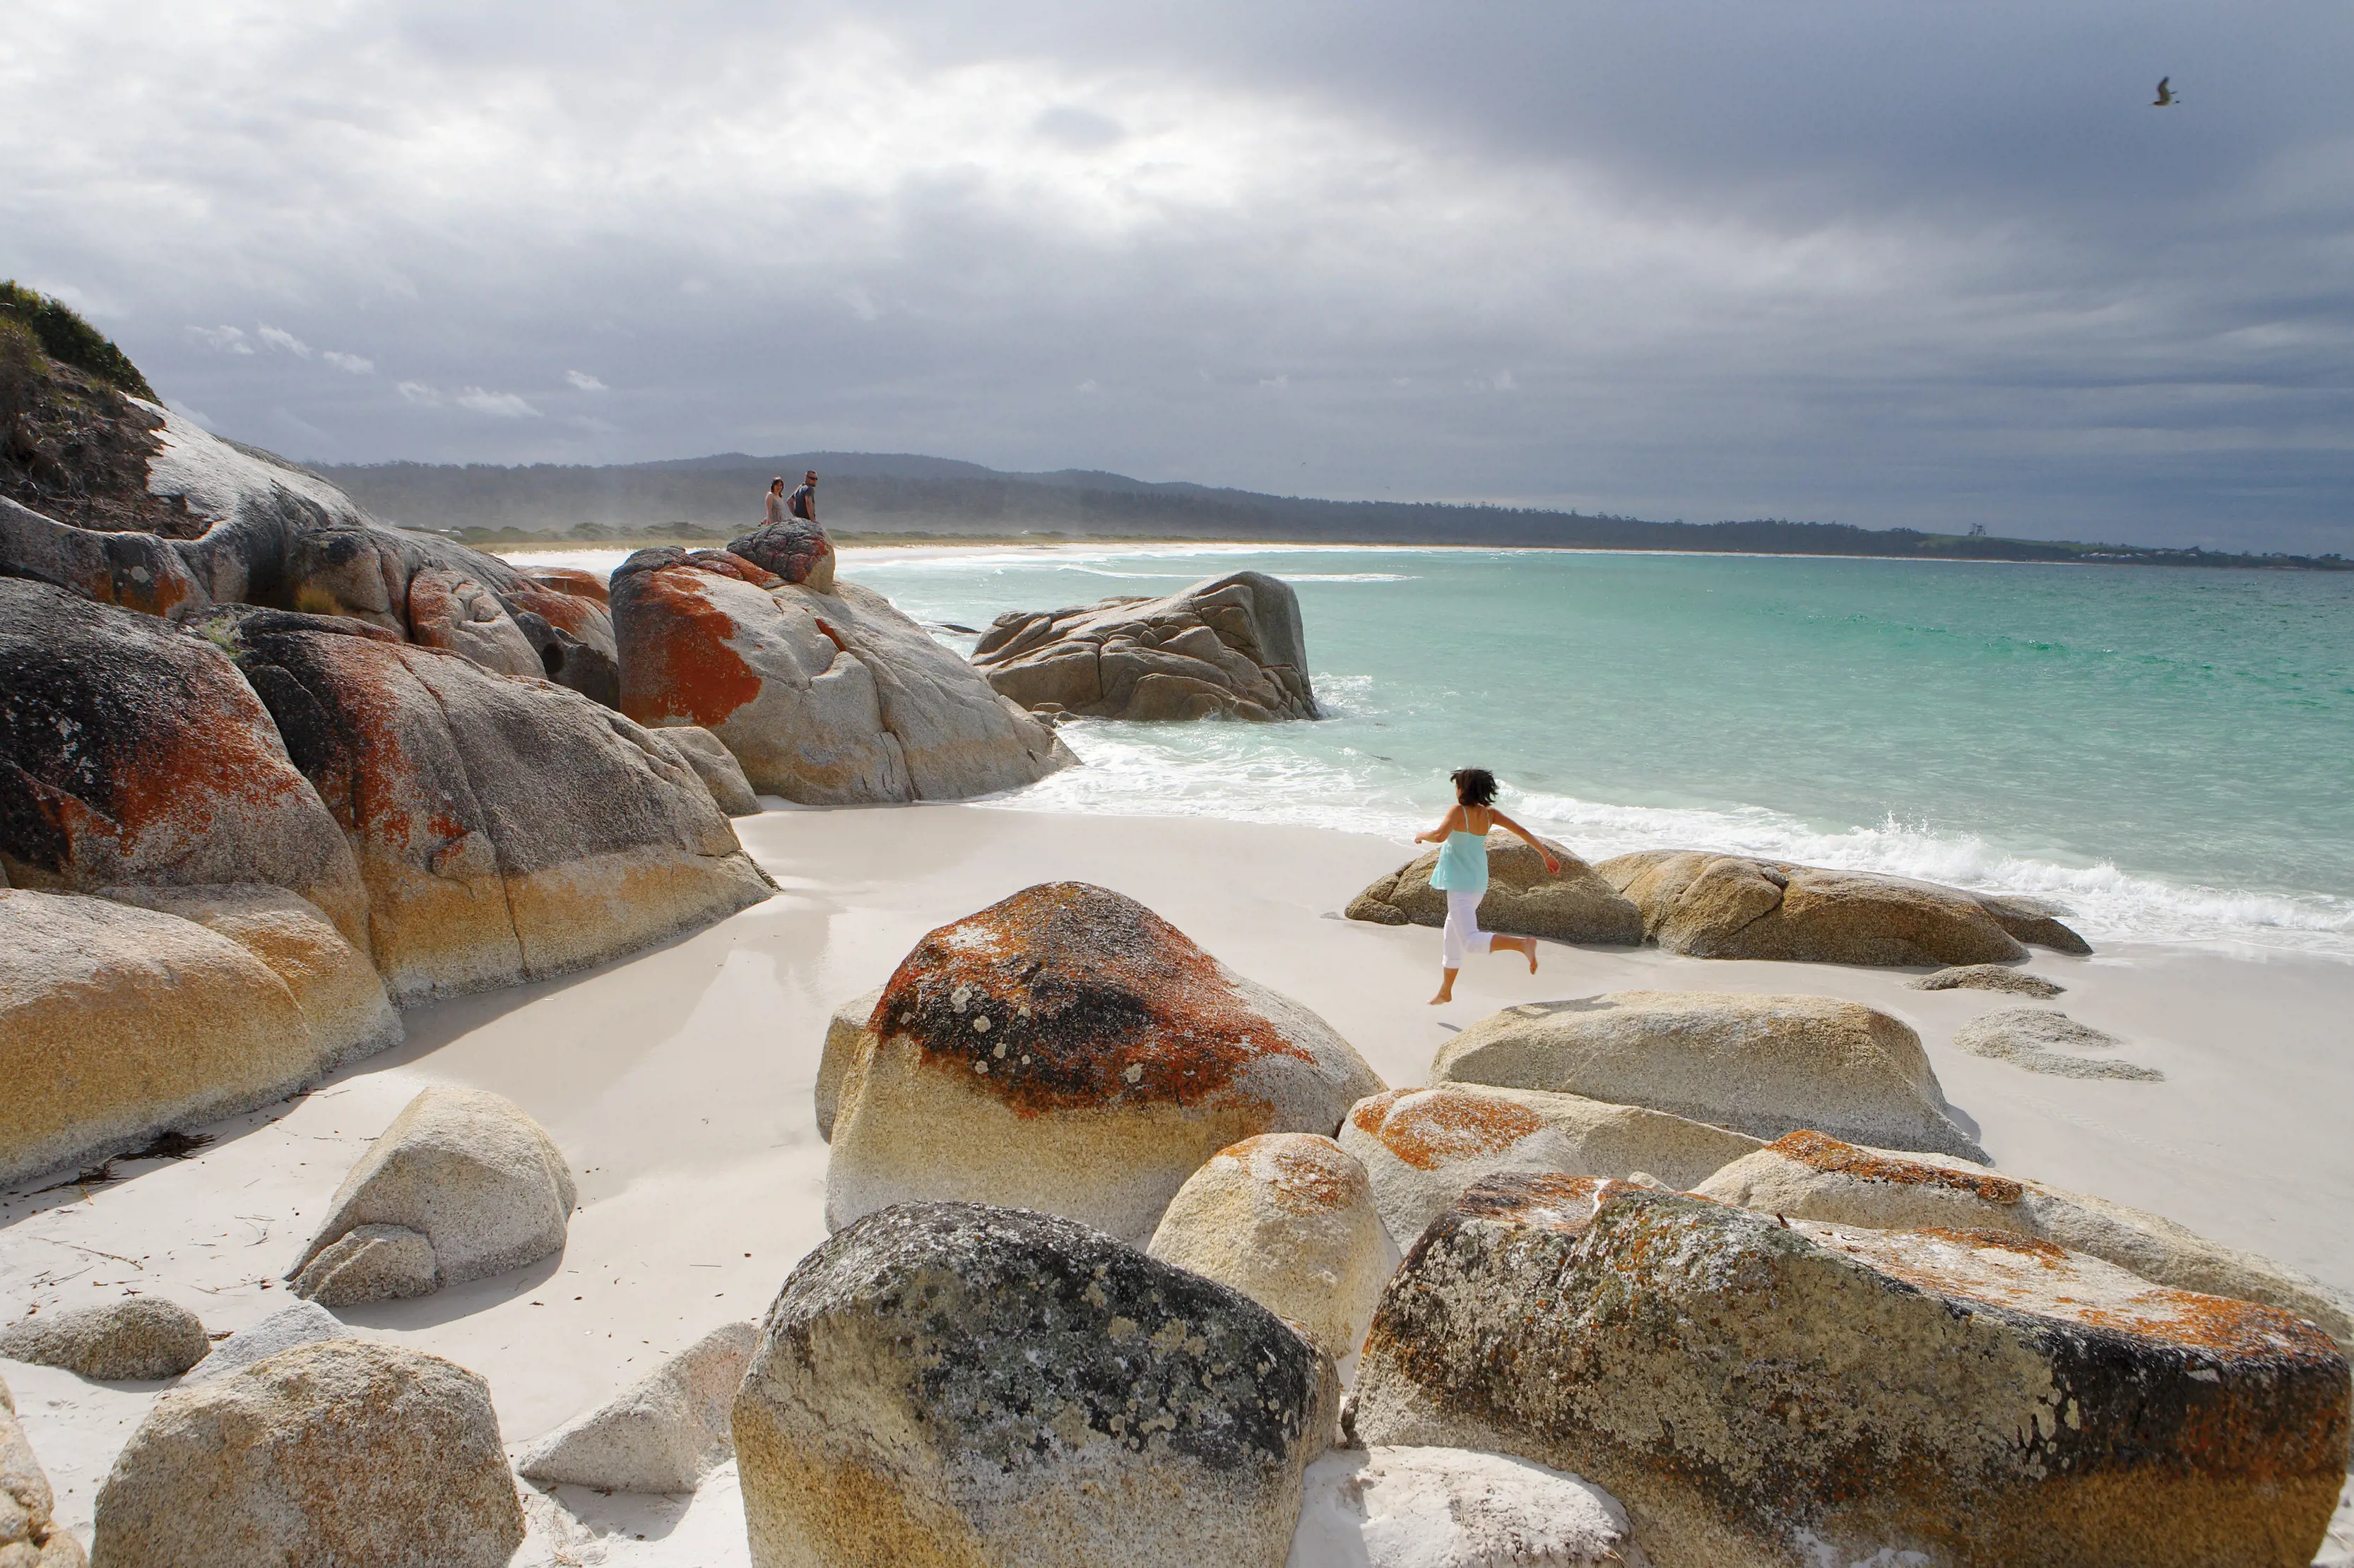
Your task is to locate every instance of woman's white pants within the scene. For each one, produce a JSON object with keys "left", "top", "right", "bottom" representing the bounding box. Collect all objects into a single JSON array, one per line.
[{"left": 1441, "top": 889, "right": 1492, "bottom": 970}]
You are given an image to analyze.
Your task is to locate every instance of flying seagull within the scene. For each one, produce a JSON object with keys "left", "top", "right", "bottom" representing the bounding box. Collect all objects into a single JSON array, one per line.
[{"left": 2153, "top": 77, "right": 2180, "bottom": 106}]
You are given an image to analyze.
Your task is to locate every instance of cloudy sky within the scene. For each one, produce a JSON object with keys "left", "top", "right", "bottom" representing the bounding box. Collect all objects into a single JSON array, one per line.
[{"left": 6, "top": 1, "right": 2350, "bottom": 550}]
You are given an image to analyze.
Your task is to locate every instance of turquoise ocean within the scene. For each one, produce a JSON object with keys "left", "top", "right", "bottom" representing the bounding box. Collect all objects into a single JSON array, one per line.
[{"left": 527, "top": 543, "right": 2354, "bottom": 955}]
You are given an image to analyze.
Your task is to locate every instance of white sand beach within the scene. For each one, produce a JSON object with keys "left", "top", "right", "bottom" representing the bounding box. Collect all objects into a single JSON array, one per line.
[{"left": 6, "top": 803, "right": 2353, "bottom": 1564}]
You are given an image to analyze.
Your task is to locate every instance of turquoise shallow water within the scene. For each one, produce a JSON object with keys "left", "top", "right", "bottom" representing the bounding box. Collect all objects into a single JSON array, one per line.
[{"left": 841, "top": 545, "right": 2354, "bottom": 954}]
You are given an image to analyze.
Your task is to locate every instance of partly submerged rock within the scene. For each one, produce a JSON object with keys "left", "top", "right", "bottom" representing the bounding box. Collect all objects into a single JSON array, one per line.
[
  {"left": 652, "top": 723, "right": 761, "bottom": 816},
  {"left": 516, "top": 1320, "right": 759, "bottom": 1495},
  {"left": 222, "top": 606, "right": 772, "bottom": 1004},
  {"left": 288, "top": 1086, "right": 575, "bottom": 1302},
  {"left": 1693, "top": 1130, "right": 2354, "bottom": 1351},
  {"left": 972, "top": 571, "right": 1319, "bottom": 721},
  {"left": 1338, "top": 1083, "right": 1762, "bottom": 1249},
  {"left": 815, "top": 985, "right": 886, "bottom": 1143},
  {"left": 1349, "top": 1172, "right": 2350, "bottom": 1568},
  {"left": 1344, "top": 836, "right": 1643, "bottom": 946},
  {"left": 1597, "top": 850, "right": 2088, "bottom": 966},
  {"left": 180, "top": 1301, "right": 353, "bottom": 1386},
  {"left": 1910, "top": 963, "right": 2066, "bottom": 997},
  {"left": 1952, "top": 1006, "right": 2163, "bottom": 1080},
  {"left": 1, "top": 890, "right": 324, "bottom": 1190},
  {"left": 1431, "top": 990, "right": 1985, "bottom": 1160},
  {"left": 610, "top": 547, "right": 1071, "bottom": 804},
  {"left": 734, "top": 1201, "right": 1334, "bottom": 1568},
  {"left": 1287, "top": 1445, "right": 1645, "bottom": 1568},
  {"left": 0, "top": 1298, "right": 208, "bottom": 1382},
  {"left": 1147, "top": 1134, "right": 1397, "bottom": 1375},
  {"left": 90, "top": 1339, "right": 524, "bottom": 1568},
  {"left": 2, "top": 1370, "right": 87, "bottom": 1567},
  {"left": 825, "top": 882, "right": 1385, "bottom": 1244}
]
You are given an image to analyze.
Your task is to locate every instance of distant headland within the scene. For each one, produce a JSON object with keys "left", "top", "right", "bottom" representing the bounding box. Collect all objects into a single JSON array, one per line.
[{"left": 312, "top": 451, "right": 2352, "bottom": 571}]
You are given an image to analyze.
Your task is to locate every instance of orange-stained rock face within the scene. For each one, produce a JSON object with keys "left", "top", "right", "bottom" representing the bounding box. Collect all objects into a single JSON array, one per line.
[
  {"left": 1765, "top": 1129, "right": 2025, "bottom": 1205},
  {"left": 611, "top": 558, "right": 767, "bottom": 730},
  {"left": 1212, "top": 1133, "right": 1367, "bottom": 1216},
  {"left": 517, "top": 566, "right": 610, "bottom": 607},
  {"left": 1349, "top": 1086, "right": 1548, "bottom": 1171},
  {"left": 872, "top": 881, "right": 1317, "bottom": 1116}
]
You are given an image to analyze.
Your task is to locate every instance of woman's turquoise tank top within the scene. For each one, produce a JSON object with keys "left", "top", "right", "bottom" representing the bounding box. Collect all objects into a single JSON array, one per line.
[{"left": 1431, "top": 831, "right": 1489, "bottom": 894}]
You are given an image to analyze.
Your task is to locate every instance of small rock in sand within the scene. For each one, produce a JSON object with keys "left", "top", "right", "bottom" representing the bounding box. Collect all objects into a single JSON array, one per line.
[
  {"left": 1910, "top": 963, "right": 2065, "bottom": 997},
  {"left": 182, "top": 1300, "right": 353, "bottom": 1385},
  {"left": 1287, "top": 1445, "right": 1643, "bottom": 1568},
  {"left": 516, "top": 1319, "right": 759, "bottom": 1495},
  {"left": 0, "top": 1298, "right": 209, "bottom": 1382},
  {"left": 1952, "top": 1006, "right": 2163, "bottom": 1081},
  {"left": 289, "top": 1223, "right": 439, "bottom": 1307}
]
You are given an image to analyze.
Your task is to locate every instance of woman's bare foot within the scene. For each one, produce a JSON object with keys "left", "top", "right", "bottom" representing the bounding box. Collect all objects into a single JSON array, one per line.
[
  {"left": 1523, "top": 939, "right": 1539, "bottom": 975},
  {"left": 1429, "top": 990, "right": 1452, "bottom": 1005}
]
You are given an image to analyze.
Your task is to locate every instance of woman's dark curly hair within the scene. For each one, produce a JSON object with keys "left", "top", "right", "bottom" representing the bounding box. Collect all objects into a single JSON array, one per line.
[{"left": 1450, "top": 767, "right": 1498, "bottom": 807}]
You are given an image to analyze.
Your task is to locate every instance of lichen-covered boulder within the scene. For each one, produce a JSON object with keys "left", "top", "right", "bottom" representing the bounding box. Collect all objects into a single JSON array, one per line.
[
  {"left": 99, "top": 884, "right": 398, "bottom": 1073},
  {"left": 401, "top": 565, "right": 543, "bottom": 678},
  {"left": 728, "top": 517, "right": 836, "bottom": 593},
  {"left": 1339, "top": 1083, "right": 1761, "bottom": 1249},
  {"left": 1693, "top": 1130, "right": 2354, "bottom": 1350},
  {"left": 1349, "top": 1173, "right": 2351, "bottom": 1568},
  {"left": 89, "top": 1339, "right": 524, "bottom": 1568},
  {"left": 815, "top": 985, "right": 886, "bottom": 1143},
  {"left": 1432, "top": 990, "right": 1985, "bottom": 1160},
  {"left": 221, "top": 607, "right": 772, "bottom": 1003},
  {"left": 972, "top": 571, "right": 1318, "bottom": 721},
  {"left": 0, "top": 890, "right": 322, "bottom": 1189},
  {"left": 180, "top": 1302, "right": 352, "bottom": 1386},
  {"left": 1, "top": 494, "right": 203, "bottom": 619},
  {"left": 0, "top": 580, "right": 371, "bottom": 949},
  {"left": 517, "top": 1320, "right": 759, "bottom": 1494},
  {"left": 1344, "top": 836, "right": 1642, "bottom": 946},
  {"left": 0, "top": 1298, "right": 209, "bottom": 1382},
  {"left": 612, "top": 547, "right": 1071, "bottom": 804},
  {"left": 1288, "top": 1445, "right": 1643, "bottom": 1568},
  {"left": 287, "top": 1086, "right": 575, "bottom": 1302},
  {"left": 734, "top": 1202, "right": 1334, "bottom": 1568},
  {"left": 1597, "top": 850, "right": 2088, "bottom": 966},
  {"left": 651, "top": 724, "right": 760, "bottom": 816},
  {"left": 826, "top": 883, "right": 1385, "bottom": 1244},
  {"left": 1147, "top": 1134, "right": 1397, "bottom": 1374},
  {"left": 3, "top": 1371, "right": 87, "bottom": 1567}
]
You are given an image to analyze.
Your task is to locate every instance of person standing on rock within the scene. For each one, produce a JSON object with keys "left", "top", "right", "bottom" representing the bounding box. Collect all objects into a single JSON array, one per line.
[{"left": 1415, "top": 767, "right": 1558, "bottom": 1004}]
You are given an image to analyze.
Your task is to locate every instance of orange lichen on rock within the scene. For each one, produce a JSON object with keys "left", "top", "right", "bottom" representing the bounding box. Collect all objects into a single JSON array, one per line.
[
  {"left": 1261, "top": 1138, "right": 1358, "bottom": 1215},
  {"left": 1349, "top": 1086, "right": 1547, "bottom": 1171},
  {"left": 873, "top": 882, "right": 1316, "bottom": 1115},
  {"left": 1770, "top": 1129, "right": 2025, "bottom": 1204},
  {"left": 517, "top": 566, "right": 610, "bottom": 606},
  {"left": 614, "top": 566, "right": 766, "bottom": 730}
]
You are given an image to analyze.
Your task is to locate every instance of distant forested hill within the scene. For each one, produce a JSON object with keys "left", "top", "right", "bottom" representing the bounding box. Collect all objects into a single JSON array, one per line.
[{"left": 309, "top": 451, "right": 2349, "bottom": 571}]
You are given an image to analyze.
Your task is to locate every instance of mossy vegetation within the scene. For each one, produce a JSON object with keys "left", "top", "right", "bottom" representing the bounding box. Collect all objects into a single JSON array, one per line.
[{"left": 0, "top": 282, "right": 155, "bottom": 400}]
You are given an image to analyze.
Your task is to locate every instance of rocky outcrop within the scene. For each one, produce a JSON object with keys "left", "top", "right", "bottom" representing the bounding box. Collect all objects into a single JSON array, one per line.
[
  {"left": 2, "top": 1371, "right": 87, "bottom": 1567},
  {"left": 728, "top": 517, "right": 835, "bottom": 593},
  {"left": 1693, "top": 1131, "right": 2354, "bottom": 1350},
  {"left": 0, "top": 1299, "right": 208, "bottom": 1382},
  {"left": 972, "top": 571, "right": 1319, "bottom": 721},
  {"left": 180, "top": 1302, "right": 352, "bottom": 1386},
  {"left": 288, "top": 1087, "right": 575, "bottom": 1304},
  {"left": 825, "top": 883, "right": 1385, "bottom": 1244},
  {"left": 1952, "top": 1006, "right": 2163, "bottom": 1080},
  {"left": 611, "top": 547, "right": 1071, "bottom": 804},
  {"left": 734, "top": 1201, "right": 1334, "bottom": 1568},
  {"left": 516, "top": 1320, "right": 758, "bottom": 1494},
  {"left": 815, "top": 985, "right": 886, "bottom": 1142},
  {"left": 1, "top": 891, "right": 336, "bottom": 1190},
  {"left": 1597, "top": 850, "right": 2090, "bottom": 966},
  {"left": 1432, "top": 990, "right": 1985, "bottom": 1160},
  {"left": 651, "top": 724, "right": 761, "bottom": 816},
  {"left": 1344, "top": 836, "right": 1643, "bottom": 946},
  {"left": 1289, "top": 1445, "right": 1644, "bottom": 1568},
  {"left": 0, "top": 580, "right": 372, "bottom": 947},
  {"left": 1338, "top": 1083, "right": 1762, "bottom": 1249},
  {"left": 221, "top": 607, "right": 772, "bottom": 1004},
  {"left": 1910, "top": 963, "right": 2065, "bottom": 997},
  {"left": 1349, "top": 1173, "right": 2351, "bottom": 1568},
  {"left": 1146, "top": 1134, "right": 1397, "bottom": 1374},
  {"left": 89, "top": 1339, "right": 524, "bottom": 1568}
]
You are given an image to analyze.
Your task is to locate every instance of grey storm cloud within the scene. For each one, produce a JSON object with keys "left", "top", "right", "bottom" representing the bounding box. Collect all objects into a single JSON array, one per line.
[{"left": 3, "top": 0, "right": 2350, "bottom": 550}]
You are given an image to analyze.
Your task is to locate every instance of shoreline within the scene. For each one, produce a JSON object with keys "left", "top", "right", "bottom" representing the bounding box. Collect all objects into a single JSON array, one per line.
[{"left": 6, "top": 803, "right": 2351, "bottom": 1564}]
